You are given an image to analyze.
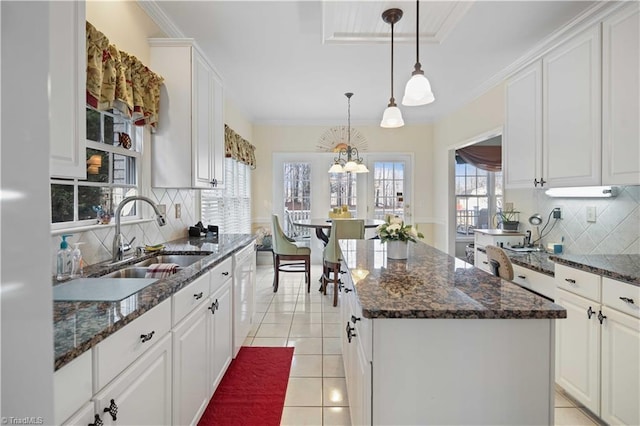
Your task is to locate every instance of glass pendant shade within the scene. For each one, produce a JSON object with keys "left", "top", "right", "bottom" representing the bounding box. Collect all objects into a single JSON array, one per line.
[
  {"left": 380, "top": 105, "right": 404, "bottom": 128},
  {"left": 355, "top": 163, "right": 369, "bottom": 173},
  {"left": 328, "top": 163, "right": 344, "bottom": 173},
  {"left": 343, "top": 160, "right": 359, "bottom": 173},
  {"left": 402, "top": 73, "right": 435, "bottom": 106}
]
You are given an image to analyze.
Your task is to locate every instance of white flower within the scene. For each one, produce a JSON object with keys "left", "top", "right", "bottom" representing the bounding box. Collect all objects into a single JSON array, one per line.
[
  {"left": 387, "top": 223, "right": 401, "bottom": 233},
  {"left": 390, "top": 216, "right": 403, "bottom": 225},
  {"left": 409, "top": 226, "right": 418, "bottom": 238}
]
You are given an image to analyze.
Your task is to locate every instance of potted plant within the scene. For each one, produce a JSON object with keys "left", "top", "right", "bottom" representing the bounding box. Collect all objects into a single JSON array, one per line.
[
  {"left": 376, "top": 216, "right": 424, "bottom": 259},
  {"left": 497, "top": 209, "right": 520, "bottom": 231}
]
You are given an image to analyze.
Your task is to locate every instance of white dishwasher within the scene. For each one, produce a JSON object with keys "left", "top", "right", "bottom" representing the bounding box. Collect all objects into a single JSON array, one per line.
[{"left": 232, "top": 243, "right": 256, "bottom": 357}]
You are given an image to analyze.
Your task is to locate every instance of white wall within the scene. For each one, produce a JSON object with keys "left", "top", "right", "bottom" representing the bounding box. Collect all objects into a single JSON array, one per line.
[{"left": 1, "top": 2, "right": 54, "bottom": 421}]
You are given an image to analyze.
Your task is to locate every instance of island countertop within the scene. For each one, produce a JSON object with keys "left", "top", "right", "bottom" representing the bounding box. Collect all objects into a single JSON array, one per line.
[
  {"left": 339, "top": 239, "right": 566, "bottom": 320},
  {"left": 53, "top": 233, "right": 255, "bottom": 370}
]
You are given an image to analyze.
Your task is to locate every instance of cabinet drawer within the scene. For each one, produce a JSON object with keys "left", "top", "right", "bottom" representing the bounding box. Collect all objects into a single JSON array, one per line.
[
  {"left": 54, "top": 350, "right": 92, "bottom": 425},
  {"left": 475, "top": 233, "right": 494, "bottom": 247},
  {"left": 173, "top": 272, "right": 210, "bottom": 325},
  {"left": 512, "top": 264, "right": 555, "bottom": 300},
  {"left": 210, "top": 257, "right": 233, "bottom": 294},
  {"left": 475, "top": 250, "right": 490, "bottom": 273},
  {"left": 94, "top": 299, "right": 171, "bottom": 391},
  {"left": 602, "top": 277, "right": 640, "bottom": 319},
  {"left": 555, "top": 264, "right": 601, "bottom": 302}
]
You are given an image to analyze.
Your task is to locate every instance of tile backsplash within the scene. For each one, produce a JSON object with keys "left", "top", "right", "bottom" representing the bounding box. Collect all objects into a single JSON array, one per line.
[
  {"left": 517, "top": 185, "right": 639, "bottom": 255},
  {"left": 51, "top": 188, "right": 198, "bottom": 271}
]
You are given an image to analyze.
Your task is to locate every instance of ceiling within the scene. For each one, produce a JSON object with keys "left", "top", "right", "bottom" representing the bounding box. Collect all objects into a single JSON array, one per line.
[{"left": 146, "top": 1, "right": 597, "bottom": 126}]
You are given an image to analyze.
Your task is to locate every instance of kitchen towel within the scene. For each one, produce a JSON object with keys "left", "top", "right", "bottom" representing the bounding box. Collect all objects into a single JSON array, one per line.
[{"left": 144, "top": 263, "right": 179, "bottom": 278}]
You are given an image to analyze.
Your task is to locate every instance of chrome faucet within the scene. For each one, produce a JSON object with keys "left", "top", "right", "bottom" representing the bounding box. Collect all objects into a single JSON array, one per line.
[{"left": 112, "top": 196, "right": 167, "bottom": 262}]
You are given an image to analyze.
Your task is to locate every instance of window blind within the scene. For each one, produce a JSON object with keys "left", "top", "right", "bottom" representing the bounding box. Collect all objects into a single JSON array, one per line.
[{"left": 201, "top": 158, "right": 251, "bottom": 233}]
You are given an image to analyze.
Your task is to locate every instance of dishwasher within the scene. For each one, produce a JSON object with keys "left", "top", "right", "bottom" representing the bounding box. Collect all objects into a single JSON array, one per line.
[{"left": 232, "top": 243, "right": 256, "bottom": 357}]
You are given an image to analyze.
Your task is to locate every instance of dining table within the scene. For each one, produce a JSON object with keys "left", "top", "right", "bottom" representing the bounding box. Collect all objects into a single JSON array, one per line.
[{"left": 293, "top": 218, "right": 385, "bottom": 245}]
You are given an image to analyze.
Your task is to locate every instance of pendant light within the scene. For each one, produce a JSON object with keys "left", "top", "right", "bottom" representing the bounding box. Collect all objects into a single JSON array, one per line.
[
  {"left": 328, "top": 93, "right": 369, "bottom": 173},
  {"left": 380, "top": 8, "right": 404, "bottom": 128},
  {"left": 402, "top": 0, "right": 435, "bottom": 106}
]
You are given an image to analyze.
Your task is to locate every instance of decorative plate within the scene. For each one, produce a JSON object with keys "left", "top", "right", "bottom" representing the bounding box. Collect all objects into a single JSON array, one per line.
[{"left": 316, "top": 126, "right": 368, "bottom": 152}]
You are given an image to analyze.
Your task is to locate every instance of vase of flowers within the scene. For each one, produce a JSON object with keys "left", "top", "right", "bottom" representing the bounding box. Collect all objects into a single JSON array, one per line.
[{"left": 376, "top": 216, "right": 424, "bottom": 259}]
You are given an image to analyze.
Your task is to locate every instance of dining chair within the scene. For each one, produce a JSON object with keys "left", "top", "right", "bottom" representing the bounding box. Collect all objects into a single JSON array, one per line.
[
  {"left": 485, "top": 245, "right": 514, "bottom": 280},
  {"left": 271, "top": 214, "right": 311, "bottom": 293},
  {"left": 322, "top": 219, "right": 365, "bottom": 306}
]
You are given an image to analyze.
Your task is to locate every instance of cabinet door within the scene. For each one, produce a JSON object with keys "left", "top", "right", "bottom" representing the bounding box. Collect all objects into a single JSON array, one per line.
[
  {"left": 61, "top": 400, "right": 96, "bottom": 426},
  {"left": 193, "top": 49, "right": 214, "bottom": 188},
  {"left": 504, "top": 61, "right": 543, "bottom": 188},
  {"left": 555, "top": 289, "right": 600, "bottom": 415},
  {"left": 95, "top": 333, "right": 172, "bottom": 425},
  {"left": 209, "top": 282, "right": 233, "bottom": 393},
  {"left": 543, "top": 25, "right": 602, "bottom": 187},
  {"left": 602, "top": 4, "right": 640, "bottom": 185},
  {"left": 49, "top": 0, "right": 86, "bottom": 179},
  {"left": 211, "top": 72, "right": 225, "bottom": 188},
  {"left": 233, "top": 248, "right": 256, "bottom": 357},
  {"left": 601, "top": 307, "right": 640, "bottom": 426},
  {"left": 173, "top": 301, "right": 210, "bottom": 426}
]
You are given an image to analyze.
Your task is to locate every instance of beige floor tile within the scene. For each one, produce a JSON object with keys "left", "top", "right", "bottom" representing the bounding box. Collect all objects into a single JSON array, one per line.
[
  {"left": 323, "top": 338, "right": 342, "bottom": 355},
  {"left": 269, "top": 302, "right": 298, "bottom": 313},
  {"left": 290, "top": 322, "right": 323, "bottom": 338},
  {"left": 250, "top": 337, "right": 287, "bottom": 347},
  {"left": 261, "top": 312, "right": 294, "bottom": 324},
  {"left": 296, "top": 302, "right": 323, "bottom": 313},
  {"left": 290, "top": 355, "right": 323, "bottom": 377},
  {"left": 255, "top": 322, "right": 291, "bottom": 338},
  {"left": 322, "top": 323, "right": 342, "bottom": 338},
  {"left": 323, "top": 377, "right": 349, "bottom": 407},
  {"left": 272, "top": 293, "right": 300, "bottom": 303},
  {"left": 280, "top": 407, "right": 323, "bottom": 426},
  {"left": 322, "top": 313, "right": 342, "bottom": 324},
  {"left": 293, "top": 313, "right": 323, "bottom": 323},
  {"left": 242, "top": 336, "right": 253, "bottom": 346},
  {"left": 287, "top": 337, "right": 323, "bottom": 355},
  {"left": 323, "top": 355, "right": 345, "bottom": 378},
  {"left": 554, "top": 408, "right": 597, "bottom": 425},
  {"left": 254, "top": 302, "right": 271, "bottom": 313},
  {"left": 555, "top": 391, "right": 575, "bottom": 408},
  {"left": 323, "top": 407, "right": 352, "bottom": 426},
  {"left": 284, "top": 377, "right": 323, "bottom": 407}
]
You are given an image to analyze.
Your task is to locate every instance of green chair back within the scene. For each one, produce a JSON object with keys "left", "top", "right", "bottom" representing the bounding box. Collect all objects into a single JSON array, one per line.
[
  {"left": 324, "top": 219, "right": 365, "bottom": 264},
  {"left": 272, "top": 214, "right": 303, "bottom": 255}
]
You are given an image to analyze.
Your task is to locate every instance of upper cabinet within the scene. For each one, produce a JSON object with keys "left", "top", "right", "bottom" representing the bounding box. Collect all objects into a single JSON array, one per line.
[
  {"left": 149, "top": 39, "right": 224, "bottom": 189},
  {"left": 49, "top": 1, "right": 87, "bottom": 179},
  {"left": 602, "top": 4, "right": 640, "bottom": 186},
  {"left": 505, "top": 3, "right": 640, "bottom": 189}
]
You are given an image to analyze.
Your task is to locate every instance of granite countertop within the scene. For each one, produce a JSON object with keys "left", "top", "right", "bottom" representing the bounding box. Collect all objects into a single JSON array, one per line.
[
  {"left": 474, "top": 229, "right": 525, "bottom": 236},
  {"left": 53, "top": 234, "right": 255, "bottom": 371},
  {"left": 339, "top": 240, "right": 566, "bottom": 320},
  {"left": 549, "top": 254, "right": 640, "bottom": 286},
  {"left": 507, "top": 251, "right": 556, "bottom": 277}
]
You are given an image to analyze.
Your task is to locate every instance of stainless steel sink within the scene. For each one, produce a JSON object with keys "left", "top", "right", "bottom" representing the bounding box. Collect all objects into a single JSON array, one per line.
[
  {"left": 134, "top": 254, "right": 208, "bottom": 267},
  {"left": 102, "top": 267, "right": 150, "bottom": 279}
]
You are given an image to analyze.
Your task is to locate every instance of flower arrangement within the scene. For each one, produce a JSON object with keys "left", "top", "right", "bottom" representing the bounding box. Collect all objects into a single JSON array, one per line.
[
  {"left": 255, "top": 226, "right": 272, "bottom": 248},
  {"left": 376, "top": 216, "right": 424, "bottom": 243}
]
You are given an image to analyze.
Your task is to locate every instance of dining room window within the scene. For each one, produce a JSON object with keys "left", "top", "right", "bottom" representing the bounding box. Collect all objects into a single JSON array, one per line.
[
  {"left": 372, "top": 161, "right": 405, "bottom": 221},
  {"left": 329, "top": 172, "right": 357, "bottom": 213},
  {"left": 455, "top": 162, "right": 503, "bottom": 236},
  {"left": 283, "top": 162, "right": 311, "bottom": 237}
]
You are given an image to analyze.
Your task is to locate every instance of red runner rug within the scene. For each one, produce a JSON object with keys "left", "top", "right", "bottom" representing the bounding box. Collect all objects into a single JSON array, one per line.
[{"left": 198, "top": 346, "right": 294, "bottom": 426}]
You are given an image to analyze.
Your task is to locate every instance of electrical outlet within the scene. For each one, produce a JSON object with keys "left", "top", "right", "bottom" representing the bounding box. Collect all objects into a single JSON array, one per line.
[
  {"left": 553, "top": 208, "right": 562, "bottom": 219},
  {"left": 586, "top": 206, "right": 596, "bottom": 222},
  {"left": 175, "top": 203, "right": 181, "bottom": 219},
  {"left": 157, "top": 204, "right": 166, "bottom": 215}
]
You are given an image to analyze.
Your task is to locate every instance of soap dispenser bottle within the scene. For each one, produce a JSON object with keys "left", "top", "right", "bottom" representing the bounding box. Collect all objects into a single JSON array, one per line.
[
  {"left": 70, "top": 242, "right": 85, "bottom": 279},
  {"left": 56, "top": 234, "right": 73, "bottom": 281}
]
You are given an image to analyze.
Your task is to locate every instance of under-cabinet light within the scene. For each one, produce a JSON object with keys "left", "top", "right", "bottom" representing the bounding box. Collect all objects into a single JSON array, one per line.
[{"left": 544, "top": 186, "right": 618, "bottom": 198}]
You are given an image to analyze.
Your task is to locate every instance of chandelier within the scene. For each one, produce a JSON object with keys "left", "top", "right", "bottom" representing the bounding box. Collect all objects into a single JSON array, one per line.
[{"left": 328, "top": 93, "right": 369, "bottom": 173}]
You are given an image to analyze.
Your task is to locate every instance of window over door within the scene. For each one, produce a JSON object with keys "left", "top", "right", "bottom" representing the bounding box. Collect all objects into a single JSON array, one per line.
[
  {"left": 372, "top": 161, "right": 406, "bottom": 221},
  {"left": 329, "top": 172, "right": 357, "bottom": 214},
  {"left": 282, "top": 162, "right": 311, "bottom": 238},
  {"left": 455, "top": 162, "right": 503, "bottom": 236}
]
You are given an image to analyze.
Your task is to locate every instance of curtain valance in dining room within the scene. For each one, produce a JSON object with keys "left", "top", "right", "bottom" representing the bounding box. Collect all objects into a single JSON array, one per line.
[
  {"left": 225, "top": 125, "right": 256, "bottom": 169},
  {"left": 86, "top": 21, "right": 164, "bottom": 130},
  {"left": 455, "top": 145, "right": 502, "bottom": 172}
]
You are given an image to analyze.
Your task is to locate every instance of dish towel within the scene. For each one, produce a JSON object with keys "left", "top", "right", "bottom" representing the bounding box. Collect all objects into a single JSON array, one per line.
[{"left": 145, "top": 263, "right": 179, "bottom": 279}]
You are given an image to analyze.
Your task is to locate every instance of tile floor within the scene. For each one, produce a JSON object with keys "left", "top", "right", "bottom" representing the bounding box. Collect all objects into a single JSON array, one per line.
[{"left": 246, "top": 264, "right": 604, "bottom": 426}]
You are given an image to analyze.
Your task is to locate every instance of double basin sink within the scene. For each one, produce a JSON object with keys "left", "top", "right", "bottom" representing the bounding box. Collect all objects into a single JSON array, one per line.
[{"left": 103, "top": 254, "right": 209, "bottom": 278}]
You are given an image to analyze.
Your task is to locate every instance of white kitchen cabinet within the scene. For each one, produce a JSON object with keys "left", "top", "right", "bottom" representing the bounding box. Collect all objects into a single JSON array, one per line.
[
  {"left": 208, "top": 281, "right": 233, "bottom": 393},
  {"left": 602, "top": 3, "right": 640, "bottom": 185},
  {"left": 49, "top": 0, "right": 86, "bottom": 179},
  {"left": 94, "top": 332, "right": 172, "bottom": 425},
  {"left": 543, "top": 25, "right": 602, "bottom": 188},
  {"left": 61, "top": 401, "right": 97, "bottom": 426},
  {"left": 473, "top": 230, "right": 524, "bottom": 273},
  {"left": 172, "top": 296, "right": 210, "bottom": 426},
  {"left": 504, "top": 61, "right": 543, "bottom": 188},
  {"left": 512, "top": 264, "right": 555, "bottom": 300},
  {"left": 149, "top": 39, "right": 224, "bottom": 189},
  {"left": 232, "top": 244, "right": 256, "bottom": 357},
  {"left": 555, "top": 287, "right": 601, "bottom": 414},
  {"left": 54, "top": 350, "right": 92, "bottom": 425}
]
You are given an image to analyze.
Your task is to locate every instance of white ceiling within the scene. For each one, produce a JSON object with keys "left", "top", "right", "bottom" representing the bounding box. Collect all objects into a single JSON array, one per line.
[{"left": 146, "top": 1, "right": 597, "bottom": 126}]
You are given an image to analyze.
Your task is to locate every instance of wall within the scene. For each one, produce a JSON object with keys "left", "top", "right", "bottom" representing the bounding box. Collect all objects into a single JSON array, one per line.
[
  {"left": 1, "top": 2, "right": 55, "bottom": 420},
  {"left": 432, "top": 83, "right": 506, "bottom": 254},
  {"left": 507, "top": 186, "right": 640, "bottom": 254},
  {"left": 251, "top": 123, "right": 436, "bottom": 245}
]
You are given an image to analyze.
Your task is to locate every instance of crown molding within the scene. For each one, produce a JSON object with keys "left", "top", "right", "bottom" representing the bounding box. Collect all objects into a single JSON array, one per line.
[{"left": 136, "top": 0, "right": 184, "bottom": 38}]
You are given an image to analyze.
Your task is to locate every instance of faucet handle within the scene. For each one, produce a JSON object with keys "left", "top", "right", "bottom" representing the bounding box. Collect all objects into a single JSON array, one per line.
[{"left": 122, "top": 236, "right": 135, "bottom": 252}]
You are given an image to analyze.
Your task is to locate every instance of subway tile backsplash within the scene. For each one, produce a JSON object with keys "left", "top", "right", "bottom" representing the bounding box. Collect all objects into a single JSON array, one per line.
[
  {"left": 533, "top": 185, "right": 639, "bottom": 255},
  {"left": 51, "top": 188, "right": 198, "bottom": 271}
]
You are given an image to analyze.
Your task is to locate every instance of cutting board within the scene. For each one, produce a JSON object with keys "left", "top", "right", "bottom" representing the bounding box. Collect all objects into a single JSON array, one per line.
[{"left": 53, "top": 278, "right": 157, "bottom": 302}]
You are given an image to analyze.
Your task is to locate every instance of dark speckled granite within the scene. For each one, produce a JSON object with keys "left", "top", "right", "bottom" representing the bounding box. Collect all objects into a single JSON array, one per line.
[
  {"left": 53, "top": 234, "right": 255, "bottom": 371},
  {"left": 507, "top": 251, "right": 556, "bottom": 277},
  {"left": 549, "top": 254, "right": 640, "bottom": 286},
  {"left": 339, "top": 240, "right": 566, "bottom": 320}
]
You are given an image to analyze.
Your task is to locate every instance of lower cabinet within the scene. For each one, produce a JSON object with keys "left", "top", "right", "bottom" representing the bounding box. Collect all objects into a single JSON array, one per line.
[
  {"left": 512, "top": 264, "right": 555, "bottom": 300},
  {"left": 209, "top": 281, "right": 233, "bottom": 393},
  {"left": 94, "top": 332, "right": 172, "bottom": 425},
  {"left": 61, "top": 401, "right": 95, "bottom": 426}
]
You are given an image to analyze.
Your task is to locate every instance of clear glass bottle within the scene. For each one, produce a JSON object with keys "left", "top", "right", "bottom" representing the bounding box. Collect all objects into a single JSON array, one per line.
[
  {"left": 56, "top": 234, "right": 73, "bottom": 281},
  {"left": 70, "top": 242, "right": 84, "bottom": 279}
]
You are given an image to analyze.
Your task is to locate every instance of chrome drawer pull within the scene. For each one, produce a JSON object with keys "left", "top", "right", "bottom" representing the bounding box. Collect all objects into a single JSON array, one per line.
[
  {"left": 518, "top": 275, "right": 526, "bottom": 279},
  {"left": 619, "top": 296, "right": 635, "bottom": 305},
  {"left": 194, "top": 292, "right": 203, "bottom": 300},
  {"left": 140, "top": 331, "right": 155, "bottom": 343}
]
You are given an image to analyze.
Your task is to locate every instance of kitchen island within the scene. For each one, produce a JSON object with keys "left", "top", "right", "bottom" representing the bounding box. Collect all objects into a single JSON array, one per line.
[{"left": 338, "top": 239, "right": 566, "bottom": 426}]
